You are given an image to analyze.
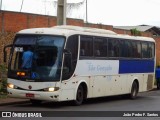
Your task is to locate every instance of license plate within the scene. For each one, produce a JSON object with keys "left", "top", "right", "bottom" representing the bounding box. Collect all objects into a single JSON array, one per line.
[{"left": 26, "top": 93, "right": 34, "bottom": 98}]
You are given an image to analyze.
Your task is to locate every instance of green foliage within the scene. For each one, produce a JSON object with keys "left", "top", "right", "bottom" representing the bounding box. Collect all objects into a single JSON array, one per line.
[
  {"left": 0, "top": 64, "right": 7, "bottom": 72},
  {"left": 130, "top": 28, "right": 141, "bottom": 36},
  {"left": 0, "top": 64, "right": 7, "bottom": 95}
]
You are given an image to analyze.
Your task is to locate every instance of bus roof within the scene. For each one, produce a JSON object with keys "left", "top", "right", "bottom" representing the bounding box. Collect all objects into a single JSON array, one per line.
[{"left": 18, "top": 25, "right": 155, "bottom": 42}]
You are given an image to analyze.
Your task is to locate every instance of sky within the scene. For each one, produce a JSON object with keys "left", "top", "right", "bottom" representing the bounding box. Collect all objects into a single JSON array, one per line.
[{"left": 1, "top": 0, "right": 160, "bottom": 26}]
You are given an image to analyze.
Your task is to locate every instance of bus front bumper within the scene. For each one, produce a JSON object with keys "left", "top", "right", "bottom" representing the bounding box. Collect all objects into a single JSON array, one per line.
[{"left": 7, "top": 88, "right": 60, "bottom": 101}]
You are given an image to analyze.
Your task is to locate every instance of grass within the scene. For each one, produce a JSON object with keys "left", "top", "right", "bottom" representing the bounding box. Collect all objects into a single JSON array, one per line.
[{"left": 0, "top": 93, "right": 8, "bottom": 99}]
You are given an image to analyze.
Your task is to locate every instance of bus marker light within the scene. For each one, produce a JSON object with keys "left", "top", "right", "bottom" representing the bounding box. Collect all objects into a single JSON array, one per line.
[
  {"left": 17, "top": 72, "right": 26, "bottom": 76},
  {"left": 17, "top": 72, "right": 20, "bottom": 76}
]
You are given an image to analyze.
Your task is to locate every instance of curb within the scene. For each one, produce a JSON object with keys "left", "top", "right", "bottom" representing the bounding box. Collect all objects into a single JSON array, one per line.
[{"left": 0, "top": 99, "right": 30, "bottom": 106}]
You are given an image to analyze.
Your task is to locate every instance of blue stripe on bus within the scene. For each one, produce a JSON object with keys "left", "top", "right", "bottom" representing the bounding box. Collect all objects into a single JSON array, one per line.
[{"left": 119, "top": 60, "right": 155, "bottom": 74}]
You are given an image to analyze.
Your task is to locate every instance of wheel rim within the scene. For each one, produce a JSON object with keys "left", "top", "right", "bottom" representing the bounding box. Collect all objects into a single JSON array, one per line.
[
  {"left": 77, "top": 86, "right": 83, "bottom": 103},
  {"left": 133, "top": 87, "right": 137, "bottom": 97}
]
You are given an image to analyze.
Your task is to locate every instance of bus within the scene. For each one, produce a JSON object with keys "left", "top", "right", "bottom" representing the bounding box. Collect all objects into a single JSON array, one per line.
[{"left": 4, "top": 25, "right": 155, "bottom": 105}]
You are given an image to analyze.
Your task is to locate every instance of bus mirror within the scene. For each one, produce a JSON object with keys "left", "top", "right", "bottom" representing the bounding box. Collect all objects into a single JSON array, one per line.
[{"left": 3, "top": 44, "right": 12, "bottom": 63}]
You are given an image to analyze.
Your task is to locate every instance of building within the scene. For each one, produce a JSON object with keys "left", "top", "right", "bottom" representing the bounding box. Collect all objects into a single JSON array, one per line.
[{"left": 114, "top": 25, "right": 160, "bottom": 36}]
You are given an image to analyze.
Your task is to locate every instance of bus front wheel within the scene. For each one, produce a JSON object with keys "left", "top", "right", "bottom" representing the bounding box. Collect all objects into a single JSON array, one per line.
[
  {"left": 130, "top": 81, "right": 138, "bottom": 99},
  {"left": 73, "top": 85, "right": 84, "bottom": 105}
]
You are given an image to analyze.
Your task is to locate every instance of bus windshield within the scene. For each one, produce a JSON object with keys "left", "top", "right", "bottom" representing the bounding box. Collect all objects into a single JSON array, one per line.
[{"left": 8, "top": 35, "right": 65, "bottom": 82}]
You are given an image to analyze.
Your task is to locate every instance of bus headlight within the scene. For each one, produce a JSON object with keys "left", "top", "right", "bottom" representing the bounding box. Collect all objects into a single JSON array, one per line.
[
  {"left": 7, "top": 83, "right": 15, "bottom": 89},
  {"left": 44, "top": 87, "right": 59, "bottom": 92}
]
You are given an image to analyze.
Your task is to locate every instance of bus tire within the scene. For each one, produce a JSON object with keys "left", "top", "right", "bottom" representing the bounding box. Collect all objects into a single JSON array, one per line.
[
  {"left": 73, "top": 85, "right": 84, "bottom": 105},
  {"left": 30, "top": 99, "right": 42, "bottom": 106},
  {"left": 130, "top": 81, "right": 138, "bottom": 99}
]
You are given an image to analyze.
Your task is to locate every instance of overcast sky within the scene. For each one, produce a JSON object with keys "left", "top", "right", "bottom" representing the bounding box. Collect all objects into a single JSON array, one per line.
[{"left": 1, "top": 0, "right": 160, "bottom": 26}]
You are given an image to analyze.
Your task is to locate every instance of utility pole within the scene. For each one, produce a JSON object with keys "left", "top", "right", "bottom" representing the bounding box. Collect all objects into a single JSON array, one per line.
[
  {"left": 0, "top": 0, "right": 2, "bottom": 11},
  {"left": 86, "top": 0, "right": 88, "bottom": 23},
  {"left": 20, "top": 0, "right": 24, "bottom": 12},
  {"left": 57, "top": 0, "right": 66, "bottom": 25}
]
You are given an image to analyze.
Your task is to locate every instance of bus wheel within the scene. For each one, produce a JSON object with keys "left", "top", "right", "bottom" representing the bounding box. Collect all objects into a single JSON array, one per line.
[
  {"left": 130, "top": 81, "right": 138, "bottom": 99},
  {"left": 30, "top": 99, "right": 42, "bottom": 106},
  {"left": 73, "top": 85, "right": 84, "bottom": 105}
]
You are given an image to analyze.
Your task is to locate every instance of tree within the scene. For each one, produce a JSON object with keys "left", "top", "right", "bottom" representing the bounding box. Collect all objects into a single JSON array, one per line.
[{"left": 130, "top": 28, "right": 141, "bottom": 36}]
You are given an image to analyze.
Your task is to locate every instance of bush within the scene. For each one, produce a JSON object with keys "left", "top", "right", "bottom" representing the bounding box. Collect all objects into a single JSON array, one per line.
[
  {"left": 0, "top": 64, "right": 7, "bottom": 94},
  {"left": 130, "top": 28, "right": 141, "bottom": 36}
]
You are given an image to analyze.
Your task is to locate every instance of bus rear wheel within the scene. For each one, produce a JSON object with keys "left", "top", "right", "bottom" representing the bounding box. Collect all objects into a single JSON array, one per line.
[
  {"left": 73, "top": 85, "right": 84, "bottom": 105},
  {"left": 130, "top": 81, "right": 138, "bottom": 99}
]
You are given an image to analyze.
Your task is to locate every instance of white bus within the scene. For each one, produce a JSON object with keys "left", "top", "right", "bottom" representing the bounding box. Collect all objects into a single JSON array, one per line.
[{"left": 4, "top": 25, "right": 155, "bottom": 105}]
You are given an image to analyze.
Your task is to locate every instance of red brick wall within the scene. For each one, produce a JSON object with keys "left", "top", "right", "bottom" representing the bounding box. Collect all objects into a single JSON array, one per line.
[
  {"left": 84, "top": 23, "right": 113, "bottom": 30},
  {"left": 113, "top": 28, "right": 130, "bottom": 35},
  {"left": 3, "top": 12, "right": 28, "bottom": 32},
  {"left": 153, "top": 37, "right": 160, "bottom": 65},
  {"left": 0, "top": 11, "right": 58, "bottom": 32},
  {"left": 141, "top": 32, "right": 152, "bottom": 37},
  {"left": 67, "top": 18, "right": 84, "bottom": 26},
  {"left": 0, "top": 13, "right": 2, "bottom": 31},
  {"left": 0, "top": 11, "right": 113, "bottom": 32}
]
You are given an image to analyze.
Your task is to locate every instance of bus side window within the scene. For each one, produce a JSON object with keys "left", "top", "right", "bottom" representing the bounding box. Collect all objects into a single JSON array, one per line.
[
  {"left": 120, "top": 40, "right": 132, "bottom": 58},
  {"left": 137, "top": 42, "right": 141, "bottom": 58},
  {"left": 148, "top": 42, "right": 155, "bottom": 58},
  {"left": 142, "top": 42, "right": 149, "bottom": 58},
  {"left": 108, "top": 38, "right": 119, "bottom": 57},
  {"left": 94, "top": 38, "right": 107, "bottom": 57},
  {"left": 80, "top": 36, "right": 93, "bottom": 57},
  {"left": 80, "top": 49, "right": 85, "bottom": 56}
]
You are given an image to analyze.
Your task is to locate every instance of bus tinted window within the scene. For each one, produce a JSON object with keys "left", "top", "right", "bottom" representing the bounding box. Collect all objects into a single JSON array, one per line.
[
  {"left": 94, "top": 38, "right": 107, "bottom": 57},
  {"left": 79, "top": 36, "right": 154, "bottom": 59},
  {"left": 131, "top": 41, "right": 141, "bottom": 58},
  {"left": 148, "top": 42, "right": 155, "bottom": 58},
  {"left": 120, "top": 40, "right": 132, "bottom": 58},
  {"left": 66, "top": 35, "right": 78, "bottom": 61},
  {"left": 63, "top": 35, "right": 78, "bottom": 80},
  {"left": 80, "top": 36, "right": 93, "bottom": 57},
  {"left": 108, "top": 38, "right": 119, "bottom": 57},
  {"left": 142, "top": 42, "right": 149, "bottom": 58},
  {"left": 127, "top": 41, "right": 132, "bottom": 57}
]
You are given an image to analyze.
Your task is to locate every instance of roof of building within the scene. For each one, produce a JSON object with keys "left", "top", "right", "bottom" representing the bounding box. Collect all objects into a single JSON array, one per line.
[
  {"left": 114, "top": 25, "right": 160, "bottom": 36},
  {"left": 113, "top": 25, "right": 154, "bottom": 32}
]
